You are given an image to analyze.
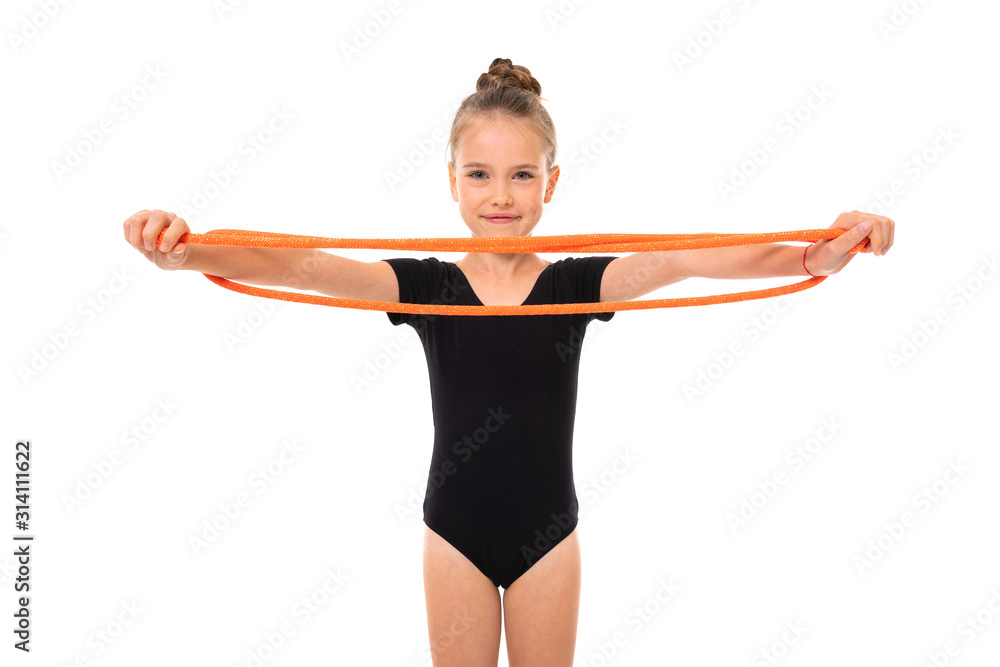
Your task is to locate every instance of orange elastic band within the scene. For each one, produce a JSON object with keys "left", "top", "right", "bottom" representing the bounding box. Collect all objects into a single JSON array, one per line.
[{"left": 158, "top": 227, "right": 868, "bottom": 316}]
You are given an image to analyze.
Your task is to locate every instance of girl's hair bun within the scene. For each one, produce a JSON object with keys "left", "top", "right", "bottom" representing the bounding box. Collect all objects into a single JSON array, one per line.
[
  {"left": 448, "top": 56, "right": 557, "bottom": 173},
  {"left": 476, "top": 57, "right": 542, "bottom": 98}
]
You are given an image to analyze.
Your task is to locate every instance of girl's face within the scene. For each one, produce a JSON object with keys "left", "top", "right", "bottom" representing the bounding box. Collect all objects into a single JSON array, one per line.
[{"left": 448, "top": 115, "right": 560, "bottom": 239}]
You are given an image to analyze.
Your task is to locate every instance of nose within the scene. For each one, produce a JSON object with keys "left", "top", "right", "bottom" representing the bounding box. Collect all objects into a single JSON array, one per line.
[{"left": 491, "top": 181, "right": 511, "bottom": 205}]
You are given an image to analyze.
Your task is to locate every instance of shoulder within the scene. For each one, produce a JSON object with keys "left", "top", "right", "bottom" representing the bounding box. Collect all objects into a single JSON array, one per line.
[
  {"left": 549, "top": 255, "right": 617, "bottom": 282},
  {"left": 548, "top": 255, "right": 618, "bottom": 301},
  {"left": 380, "top": 256, "right": 453, "bottom": 300},
  {"left": 382, "top": 256, "right": 446, "bottom": 272},
  {"left": 381, "top": 256, "right": 454, "bottom": 284},
  {"left": 381, "top": 257, "right": 452, "bottom": 327}
]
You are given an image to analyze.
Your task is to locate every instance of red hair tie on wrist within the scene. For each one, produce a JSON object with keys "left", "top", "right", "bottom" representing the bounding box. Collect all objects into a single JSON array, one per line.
[{"left": 803, "top": 243, "right": 818, "bottom": 277}]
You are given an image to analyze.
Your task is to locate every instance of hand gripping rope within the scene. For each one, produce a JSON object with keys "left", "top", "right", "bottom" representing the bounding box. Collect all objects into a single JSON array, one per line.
[{"left": 157, "top": 227, "right": 869, "bottom": 316}]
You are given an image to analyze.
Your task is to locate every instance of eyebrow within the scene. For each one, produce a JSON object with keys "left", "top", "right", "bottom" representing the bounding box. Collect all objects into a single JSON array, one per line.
[{"left": 461, "top": 162, "right": 539, "bottom": 170}]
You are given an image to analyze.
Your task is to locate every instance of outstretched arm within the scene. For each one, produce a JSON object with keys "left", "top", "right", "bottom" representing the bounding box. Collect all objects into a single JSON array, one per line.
[
  {"left": 124, "top": 209, "right": 400, "bottom": 303},
  {"left": 600, "top": 211, "right": 894, "bottom": 302}
]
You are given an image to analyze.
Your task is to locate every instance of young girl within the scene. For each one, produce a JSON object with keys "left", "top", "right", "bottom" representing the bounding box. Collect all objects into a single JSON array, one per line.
[{"left": 124, "top": 57, "right": 894, "bottom": 666}]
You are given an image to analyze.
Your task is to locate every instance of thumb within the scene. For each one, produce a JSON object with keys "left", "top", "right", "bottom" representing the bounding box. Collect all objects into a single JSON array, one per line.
[{"left": 841, "top": 221, "right": 872, "bottom": 253}]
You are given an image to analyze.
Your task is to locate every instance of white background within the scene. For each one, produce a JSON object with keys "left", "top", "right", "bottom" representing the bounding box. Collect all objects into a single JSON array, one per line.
[{"left": 2, "top": 0, "right": 998, "bottom": 665}]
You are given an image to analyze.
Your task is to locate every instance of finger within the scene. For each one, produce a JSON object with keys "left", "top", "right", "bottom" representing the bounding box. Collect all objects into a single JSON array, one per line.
[
  {"left": 830, "top": 216, "right": 871, "bottom": 254},
  {"left": 851, "top": 211, "right": 886, "bottom": 253},
  {"left": 156, "top": 215, "right": 174, "bottom": 252},
  {"left": 873, "top": 214, "right": 891, "bottom": 255},
  {"left": 881, "top": 218, "right": 896, "bottom": 255},
  {"left": 871, "top": 213, "right": 896, "bottom": 255},
  {"left": 848, "top": 219, "right": 873, "bottom": 253},
  {"left": 143, "top": 210, "right": 173, "bottom": 251},
  {"left": 123, "top": 209, "right": 150, "bottom": 245},
  {"left": 156, "top": 212, "right": 181, "bottom": 251},
  {"left": 127, "top": 210, "right": 152, "bottom": 252},
  {"left": 140, "top": 210, "right": 162, "bottom": 250},
  {"left": 877, "top": 220, "right": 890, "bottom": 255},
  {"left": 868, "top": 219, "right": 884, "bottom": 255},
  {"left": 160, "top": 216, "right": 189, "bottom": 253},
  {"left": 873, "top": 215, "right": 894, "bottom": 255}
]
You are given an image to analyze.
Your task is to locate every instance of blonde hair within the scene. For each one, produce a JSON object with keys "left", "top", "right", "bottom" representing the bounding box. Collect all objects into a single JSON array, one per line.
[{"left": 447, "top": 57, "right": 557, "bottom": 173}]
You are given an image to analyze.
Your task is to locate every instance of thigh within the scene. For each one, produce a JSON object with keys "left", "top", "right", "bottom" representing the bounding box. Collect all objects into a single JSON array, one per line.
[
  {"left": 423, "top": 526, "right": 502, "bottom": 667},
  {"left": 502, "top": 528, "right": 581, "bottom": 667}
]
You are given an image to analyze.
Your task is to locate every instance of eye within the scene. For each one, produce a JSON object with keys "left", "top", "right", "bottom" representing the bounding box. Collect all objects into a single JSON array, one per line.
[
  {"left": 467, "top": 171, "right": 487, "bottom": 180},
  {"left": 514, "top": 171, "right": 534, "bottom": 180}
]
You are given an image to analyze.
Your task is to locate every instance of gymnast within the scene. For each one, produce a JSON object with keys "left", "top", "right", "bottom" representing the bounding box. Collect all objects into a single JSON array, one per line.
[{"left": 123, "top": 57, "right": 894, "bottom": 666}]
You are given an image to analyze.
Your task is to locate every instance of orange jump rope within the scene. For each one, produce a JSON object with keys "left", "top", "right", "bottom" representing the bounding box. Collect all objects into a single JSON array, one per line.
[{"left": 157, "top": 227, "right": 869, "bottom": 316}]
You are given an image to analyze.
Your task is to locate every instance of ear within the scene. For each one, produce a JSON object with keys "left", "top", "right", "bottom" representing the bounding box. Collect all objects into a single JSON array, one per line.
[
  {"left": 543, "top": 165, "right": 560, "bottom": 203},
  {"left": 448, "top": 161, "right": 459, "bottom": 202}
]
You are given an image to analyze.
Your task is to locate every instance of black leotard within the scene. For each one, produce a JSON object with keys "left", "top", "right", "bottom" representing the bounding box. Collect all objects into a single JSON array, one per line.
[{"left": 382, "top": 255, "right": 616, "bottom": 589}]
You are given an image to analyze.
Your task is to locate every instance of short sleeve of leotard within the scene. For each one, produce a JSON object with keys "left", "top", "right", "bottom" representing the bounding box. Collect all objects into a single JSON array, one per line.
[
  {"left": 561, "top": 255, "right": 617, "bottom": 323},
  {"left": 380, "top": 257, "right": 447, "bottom": 327}
]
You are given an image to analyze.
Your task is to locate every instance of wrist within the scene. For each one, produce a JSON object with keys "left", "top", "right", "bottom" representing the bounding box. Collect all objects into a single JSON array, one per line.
[{"left": 802, "top": 243, "right": 822, "bottom": 277}]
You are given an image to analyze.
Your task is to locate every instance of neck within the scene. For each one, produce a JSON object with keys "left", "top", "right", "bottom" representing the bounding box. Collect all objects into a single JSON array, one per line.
[{"left": 459, "top": 251, "right": 543, "bottom": 277}]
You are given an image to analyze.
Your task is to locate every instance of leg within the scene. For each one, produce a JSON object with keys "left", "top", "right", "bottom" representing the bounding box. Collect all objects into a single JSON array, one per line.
[
  {"left": 501, "top": 528, "right": 581, "bottom": 667},
  {"left": 423, "top": 525, "right": 502, "bottom": 666}
]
